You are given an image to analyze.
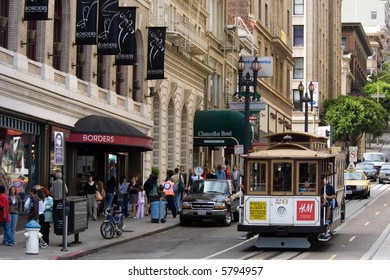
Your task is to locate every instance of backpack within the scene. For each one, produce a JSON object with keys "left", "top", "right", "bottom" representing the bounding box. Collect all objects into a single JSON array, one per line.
[
  {"left": 177, "top": 179, "right": 184, "bottom": 192},
  {"left": 149, "top": 182, "right": 159, "bottom": 196}
]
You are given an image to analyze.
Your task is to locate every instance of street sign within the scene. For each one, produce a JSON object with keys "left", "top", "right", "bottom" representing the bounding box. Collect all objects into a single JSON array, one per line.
[
  {"left": 234, "top": 144, "right": 244, "bottom": 155},
  {"left": 371, "top": 94, "right": 385, "bottom": 98},
  {"left": 229, "top": 101, "right": 266, "bottom": 112}
]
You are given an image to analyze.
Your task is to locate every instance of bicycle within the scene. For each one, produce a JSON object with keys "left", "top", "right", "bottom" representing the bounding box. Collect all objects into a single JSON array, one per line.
[{"left": 100, "top": 206, "right": 125, "bottom": 239}]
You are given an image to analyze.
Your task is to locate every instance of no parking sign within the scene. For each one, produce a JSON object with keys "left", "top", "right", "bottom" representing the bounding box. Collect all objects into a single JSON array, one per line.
[{"left": 349, "top": 146, "right": 358, "bottom": 163}]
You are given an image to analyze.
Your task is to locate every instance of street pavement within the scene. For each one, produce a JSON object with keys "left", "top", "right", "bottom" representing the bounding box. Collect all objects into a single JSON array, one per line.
[{"left": 0, "top": 212, "right": 180, "bottom": 260}]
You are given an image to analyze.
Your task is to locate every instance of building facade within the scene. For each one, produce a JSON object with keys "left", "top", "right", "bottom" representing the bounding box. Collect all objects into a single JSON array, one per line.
[
  {"left": 0, "top": 0, "right": 238, "bottom": 196},
  {"left": 291, "top": 0, "right": 343, "bottom": 134}
]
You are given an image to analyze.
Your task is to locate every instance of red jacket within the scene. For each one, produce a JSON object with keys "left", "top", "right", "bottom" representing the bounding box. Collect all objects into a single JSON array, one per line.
[{"left": 0, "top": 193, "right": 10, "bottom": 222}]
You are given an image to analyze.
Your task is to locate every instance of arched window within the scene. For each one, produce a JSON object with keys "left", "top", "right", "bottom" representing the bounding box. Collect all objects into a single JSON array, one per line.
[
  {"left": 0, "top": 0, "right": 9, "bottom": 48},
  {"left": 52, "top": 0, "right": 62, "bottom": 70}
]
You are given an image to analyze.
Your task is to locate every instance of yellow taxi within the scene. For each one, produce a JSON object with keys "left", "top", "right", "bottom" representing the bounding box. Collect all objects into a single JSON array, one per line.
[{"left": 344, "top": 164, "right": 371, "bottom": 199}]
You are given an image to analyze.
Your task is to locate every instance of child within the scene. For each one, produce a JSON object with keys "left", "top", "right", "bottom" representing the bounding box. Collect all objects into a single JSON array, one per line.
[{"left": 135, "top": 186, "right": 146, "bottom": 219}]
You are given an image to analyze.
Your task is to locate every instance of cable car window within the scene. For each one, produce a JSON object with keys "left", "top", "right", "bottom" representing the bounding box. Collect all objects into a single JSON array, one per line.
[
  {"left": 298, "top": 161, "right": 317, "bottom": 193},
  {"left": 272, "top": 162, "right": 292, "bottom": 192},
  {"left": 248, "top": 161, "right": 267, "bottom": 193}
]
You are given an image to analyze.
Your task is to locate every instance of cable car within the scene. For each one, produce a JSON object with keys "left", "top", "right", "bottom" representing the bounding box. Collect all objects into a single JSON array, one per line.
[{"left": 237, "top": 132, "right": 346, "bottom": 249}]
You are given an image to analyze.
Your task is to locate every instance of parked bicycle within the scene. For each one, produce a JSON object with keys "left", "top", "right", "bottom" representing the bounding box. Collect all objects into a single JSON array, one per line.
[{"left": 100, "top": 206, "right": 124, "bottom": 239}]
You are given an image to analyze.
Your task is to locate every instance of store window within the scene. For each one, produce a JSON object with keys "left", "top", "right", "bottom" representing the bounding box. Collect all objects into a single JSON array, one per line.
[{"left": 0, "top": 127, "right": 39, "bottom": 210}]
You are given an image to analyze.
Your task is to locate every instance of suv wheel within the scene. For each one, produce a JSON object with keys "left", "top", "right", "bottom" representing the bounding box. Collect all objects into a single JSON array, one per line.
[{"left": 221, "top": 211, "right": 232, "bottom": 226}]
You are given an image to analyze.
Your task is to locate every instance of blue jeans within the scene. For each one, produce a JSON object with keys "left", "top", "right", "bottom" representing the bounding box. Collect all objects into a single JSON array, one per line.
[
  {"left": 9, "top": 213, "right": 18, "bottom": 243},
  {"left": 120, "top": 193, "right": 129, "bottom": 217},
  {"left": 0, "top": 221, "right": 12, "bottom": 245},
  {"left": 174, "top": 190, "right": 182, "bottom": 212},
  {"left": 106, "top": 192, "right": 114, "bottom": 209}
]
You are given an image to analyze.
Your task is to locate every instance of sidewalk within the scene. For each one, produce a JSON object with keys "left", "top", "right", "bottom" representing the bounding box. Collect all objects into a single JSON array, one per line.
[{"left": 0, "top": 213, "right": 180, "bottom": 260}]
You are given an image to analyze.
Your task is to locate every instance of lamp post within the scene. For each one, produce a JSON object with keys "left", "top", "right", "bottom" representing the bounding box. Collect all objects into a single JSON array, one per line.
[
  {"left": 298, "top": 81, "right": 314, "bottom": 132},
  {"left": 237, "top": 56, "right": 260, "bottom": 155}
]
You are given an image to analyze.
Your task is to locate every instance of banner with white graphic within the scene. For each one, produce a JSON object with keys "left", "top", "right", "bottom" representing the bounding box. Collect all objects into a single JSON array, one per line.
[
  {"left": 97, "top": 0, "right": 119, "bottom": 55},
  {"left": 24, "top": 0, "right": 49, "bottom": 21},
  {"left": 146, "top": 27, "right": 166, "bottom": 80},
  {"left": 75, "top": 0, "right": 98, "bottom": 45},
  {"left": 115, "top": 7, "right": 136, "bottom": 65}
]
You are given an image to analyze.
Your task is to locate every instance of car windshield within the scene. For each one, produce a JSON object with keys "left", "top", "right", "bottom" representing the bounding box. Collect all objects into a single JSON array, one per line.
[
  {"left": 363, "top": 154, "right": 384, "bottom": 162},
  {"left": 191, "top": 180, "right": 229, "bottom": 195},
  {"left": 356, "top": 164, "right": 374, "bottom": 170},
  {"left": 381, "top": 165, "right": 390, "bottom": 170},
  {"left": 345, "top": 172, "right": 365, "bottom": 180}
]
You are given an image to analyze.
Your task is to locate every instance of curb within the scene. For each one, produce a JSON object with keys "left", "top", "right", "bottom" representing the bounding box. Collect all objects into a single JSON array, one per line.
[{"left": 54, "top": 223, "right": 180, "bottom": 260}]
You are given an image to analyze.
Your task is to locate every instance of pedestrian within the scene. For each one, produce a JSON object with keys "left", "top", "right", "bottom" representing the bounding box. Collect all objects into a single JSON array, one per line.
[
  {"left": 118, "top": 175, "right": 129, "bottom": 217},
  {"left": 40, "top": 187, "right": 53, "bottom": 246},
  {"left": 95, "top": 176, "right": 106, "bottom": 216},
  {"left": 216, "top": 164, "right": 226, "bottom": 179},
  {"left": 319, "top": 177, "right": 336, "bottom": 240},
  {"left": 0, "top": 185, "right": 13, "bottom": 246},
  {"left": 179, "top": 166, "right": 188, "bottom": 188},
  {"left": 8, "top": 186, "right": 21, "bottom": 245},
  {"left": 106, "top": 176, "right": 117, "bottom": 209},
  {"left": 135, "top": 186, "right": 146, "bottom": 219},
  {"left": 162, "top": 178, "right": 176, "bottom": 218},
  {"left": 143, "top": 174, "right": 154, "bottom": 215},
  {"left": 231, "top": 165, "right": 241, "bottom": 192},
  {"left": 84, "top": 175, "right": 98, "bottom": 221},
  {"left": 27, "top": 187, "right": 39, "bottom": 222},
  {"left": 206, "top": 168, "right": 217, "bottom": 179},
  {"left": 171, "top": 167, "right": 184, "bottom": 213},
  {"left": 128, "top": 175, "right": 141, "bottom": 218},
  {"left": 36, "top": 188, "right": 49, "bottom": 249},
  {"left": 50, "top": 172, "right": 68, "bottom": 201}
]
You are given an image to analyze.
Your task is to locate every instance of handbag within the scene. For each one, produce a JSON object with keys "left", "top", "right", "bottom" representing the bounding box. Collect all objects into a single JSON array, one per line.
[{"left": 95, "top": 191, "right": 103, "bottom": 201}]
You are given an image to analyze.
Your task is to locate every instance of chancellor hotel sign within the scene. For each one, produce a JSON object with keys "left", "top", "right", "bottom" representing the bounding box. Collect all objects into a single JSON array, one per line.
[{"left": 197, "top": 130, "right": 233, "bottom": 137}]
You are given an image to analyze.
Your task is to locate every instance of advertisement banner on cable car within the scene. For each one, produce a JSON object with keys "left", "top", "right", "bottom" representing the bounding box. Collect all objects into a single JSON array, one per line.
[{"left": 243, "top": 196, "right": 321, "bottom": 226}]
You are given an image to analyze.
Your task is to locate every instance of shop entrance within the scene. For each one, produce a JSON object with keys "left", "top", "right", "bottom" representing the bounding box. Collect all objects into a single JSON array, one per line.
[{"left": 75, "top": 151, "right": 127, "bottom": 196}]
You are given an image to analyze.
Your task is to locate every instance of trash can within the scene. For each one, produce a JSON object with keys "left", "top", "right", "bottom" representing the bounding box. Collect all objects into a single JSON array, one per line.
[
  {"left": 150, "top": 200, "right": 167, "bottom": 223},
  {"left": 24, "top": 220, "right": 42, "bottom": 255}
]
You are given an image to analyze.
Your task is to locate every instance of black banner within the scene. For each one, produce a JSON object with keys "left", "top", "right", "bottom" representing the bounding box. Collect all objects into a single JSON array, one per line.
[
  {"left": 146, "top": 27, "right": 166, "bottom": 80},
  {"left": 24, "top": 0, "right": 49, "bottom": 21},
  {"left": 97, "top": 0, "right": 119, "bottom": 55},
  {"left": 75, "top": 0, "right": 98, "bottom": 45},
  {"left": 115, "top": 7, "right": 136, "bottom": 65}
]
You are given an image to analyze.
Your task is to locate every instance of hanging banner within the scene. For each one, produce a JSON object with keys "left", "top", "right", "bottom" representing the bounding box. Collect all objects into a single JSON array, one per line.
[
  {"left": 24, "top": 0, "right": 49, "bottom": 21},
  {"left": 97, "top": 0, "right": 119, "bottom": 55},
  {"left": 146, "top": 27, "right": 166, "bottom": 80},
  {"left": 115, "top": 7, "right": 136, "bottom": 65},
  {"left": 75, "top": 0, "right": 98, "bottom": 45}
]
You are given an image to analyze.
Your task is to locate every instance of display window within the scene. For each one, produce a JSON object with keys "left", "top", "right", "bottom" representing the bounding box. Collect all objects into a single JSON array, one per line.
[{"left": 0, "top": 127, "right": 39, "bottom": 211}]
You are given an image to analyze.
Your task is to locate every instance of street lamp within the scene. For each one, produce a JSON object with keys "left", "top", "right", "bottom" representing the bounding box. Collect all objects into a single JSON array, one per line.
[
  {"left": 298, "top": 81, "right": 314, "bottom": 132},
  {"left": 237, "top": 56, "right": 260, "bottom": 154}
]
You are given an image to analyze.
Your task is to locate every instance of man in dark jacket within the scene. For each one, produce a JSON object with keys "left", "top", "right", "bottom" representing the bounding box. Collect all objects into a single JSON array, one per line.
[{"left": 27, "top": 188, "right": 39, "bottom": 221}]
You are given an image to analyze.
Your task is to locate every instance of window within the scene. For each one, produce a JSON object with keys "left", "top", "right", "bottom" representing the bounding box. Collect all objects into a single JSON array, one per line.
[
  {"left": 293, "top": 57, "right": 304, "bottom": 79},
  {"left": 371, "top": 11, "right": 377, "bottom": 20},
  {"left": 293, "top": 89, "right": 301, "bottom": 111},
  {"left": 272, "top": 162, "right": 292, "bottom": 193},
  {"left": 52, "top": 0, "right": 62, "bottom": 70},
  {"left": 0, "top": 0, "right": 8, "bottom": 48},
  {"left": 293, "top": 0, "right": 304, "bottom": 15},
  {"left": 297, "top": 162, "right": 317, "bottom": 194},
  {"left": 293, "top": 25, "right": 304, "bottom": 46},
  {"left": 248, "top": 161, "right": 267, "bottom": 193}
]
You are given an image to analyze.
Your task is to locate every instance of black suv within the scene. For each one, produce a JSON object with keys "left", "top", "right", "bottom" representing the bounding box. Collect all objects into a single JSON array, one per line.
[{"left": 179, "top": 179, "right": 241, "bottom": 226}]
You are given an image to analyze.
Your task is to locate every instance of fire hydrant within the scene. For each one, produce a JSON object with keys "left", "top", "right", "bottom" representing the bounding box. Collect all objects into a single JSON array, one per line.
[{"left": 24, "top": 220, "right": 42, "bottom": 255}]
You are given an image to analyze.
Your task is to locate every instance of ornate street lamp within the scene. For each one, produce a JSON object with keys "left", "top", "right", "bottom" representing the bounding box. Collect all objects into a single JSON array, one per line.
[
  {"left": 238, "top": 56, "right": 260, "bottom": 154},
  {"left": 298, "top": 81, "right": 314, "bottom": 132}
]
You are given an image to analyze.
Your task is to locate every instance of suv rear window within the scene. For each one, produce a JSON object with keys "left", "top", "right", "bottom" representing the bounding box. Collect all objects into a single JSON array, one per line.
[{"left": 191, "top": 180, "right": 229, "bottom": 194}]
